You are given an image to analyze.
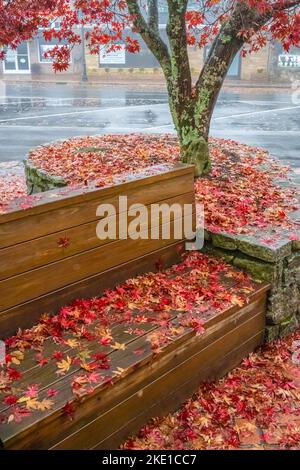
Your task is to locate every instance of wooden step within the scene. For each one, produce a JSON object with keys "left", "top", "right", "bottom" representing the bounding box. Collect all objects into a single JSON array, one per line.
[{"left": 0, "top": 283, "right": 269, "bottom": 450}]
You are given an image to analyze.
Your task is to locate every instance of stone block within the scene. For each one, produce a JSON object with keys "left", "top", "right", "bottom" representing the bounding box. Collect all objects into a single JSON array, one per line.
[
  {"left": 264, "top": 325, "right": 280, "bottom": 342},
  {"left": 236, "top": 235, "right": 292, "bottom": 263},
  {"left": 267, "top": 284, "right": 299, "bottom": 324},
  {"left": 233, "top": 254, "right": 281, "bottom": 283},
  {"left": 24, "top": 160, "right": 67, "bottom": 194},
  {"left": 201, "top": 244, "right": 235, "bottom": 263},
  {"left": 211, "top": 233, "right": 237, "bottom": 251},
  {"left": 287, "top": 251, "right": 300, "bottom": 270},
  {"left": 279, "top": 315, "right": 299, "bottom": 338}
]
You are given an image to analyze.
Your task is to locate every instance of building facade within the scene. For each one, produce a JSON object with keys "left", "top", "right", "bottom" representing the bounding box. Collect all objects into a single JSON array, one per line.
[{"left": 1, "top": 31, "right": 300, "bottom": 83}]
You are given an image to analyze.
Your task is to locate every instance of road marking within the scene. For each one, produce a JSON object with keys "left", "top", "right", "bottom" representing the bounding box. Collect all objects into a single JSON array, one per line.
[
  {"left": 0, "top": 96, "right": 167, "bottom": 101},
  {"left": 211, "top": 129, "right": 300, "bottom": 136},
  {"left": 214, "top": 105, "right": 300, "bottom": 120},
  {"left": 0, "top": 102, "right": 166, "bottom": 123},
  {"left": 0, "top": 125, "right": 167, "bottom": 131},
  {"left": 142, "top": 124, "right": 174, "bottom": 131},
  {"left": 2, "top": 125, "right": 300, "bottom": 137},
  {"left": 0, "top": 97, "right": 167, "bottom": 107},
  {"left": 1, "top": 102, "right": 296, "bottom": 124}
]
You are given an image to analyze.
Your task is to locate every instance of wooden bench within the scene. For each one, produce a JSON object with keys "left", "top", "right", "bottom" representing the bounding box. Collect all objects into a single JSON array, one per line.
[{"left": 0, "top": 164, "right": 195, "bottom": 337}]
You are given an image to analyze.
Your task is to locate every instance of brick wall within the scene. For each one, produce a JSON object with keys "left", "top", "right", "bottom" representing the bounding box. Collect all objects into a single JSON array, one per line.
[{"left": 240, "top": 45, "right": 270, "bottom": 81}]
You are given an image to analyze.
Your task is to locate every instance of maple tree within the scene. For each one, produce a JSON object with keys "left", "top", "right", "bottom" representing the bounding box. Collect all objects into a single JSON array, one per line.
[{"left": 1, "top": 1, "right": 300, "bottom": 175}]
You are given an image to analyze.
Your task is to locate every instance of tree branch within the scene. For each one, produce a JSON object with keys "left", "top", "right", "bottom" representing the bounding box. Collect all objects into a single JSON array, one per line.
[
  {"left": 147, "top": 0, "right": 159, "bottom": 33},
  {"left": 125, "top": 0, "right": 171, "bottom": 76},
  {"left": 274, "top": 0, "right": 300, "bottom": 11},
  {"left": 166, "top": 0, "right": 192, "bottom": 102}
]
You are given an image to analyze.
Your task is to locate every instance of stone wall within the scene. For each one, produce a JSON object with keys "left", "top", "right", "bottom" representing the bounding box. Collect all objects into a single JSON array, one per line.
[
  {"left": 203, "top": 229, "right": 300, "bottom": 342},
  {"left": 24, "top": 160, "right": 67, "bottom": 194},
  {"left": 241, "top": 45, "right": 270, "bottom": 81}
]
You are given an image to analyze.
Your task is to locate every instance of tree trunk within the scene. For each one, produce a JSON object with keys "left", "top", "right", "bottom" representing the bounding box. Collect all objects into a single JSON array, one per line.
[
  {"left": 176, "top": 30, "right": 242, "bottom": 176},
  {"left": 174, "top": 103, "right": 211, "bottom": 175}
]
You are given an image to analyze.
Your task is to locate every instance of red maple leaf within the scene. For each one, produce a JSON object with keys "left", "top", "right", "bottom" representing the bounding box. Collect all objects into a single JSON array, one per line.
[
  {"left": 62, "top": 402, "right": 76, "bottom": 420},
  {"left": 3, "top": 395, "right": 18, "bottom": 406},
  {"left": 57, "top": 236, "right": 71, "bottom": 249}
]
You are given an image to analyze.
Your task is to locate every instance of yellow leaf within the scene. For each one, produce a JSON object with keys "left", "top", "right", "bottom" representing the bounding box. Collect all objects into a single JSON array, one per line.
[
  {"left": 111, "top": 342, "right": 126, "bottom": 351},
  {"left": 230, "top": 295, "right": 245, "bottom": 307},
  {"left": 80, "top": 362, "right": 95, "bottom": 372},
  {"left": 113, "top": 367, "right": 126, "bottom": 377},
  {"left": 78, "top": 349, "right": 91, "bottom": 361},
  {"left": 56, "top": 356, "right": 72, "bottom": 375},
  {"left": 37, "top": 399, "right": 54, "bottom": 411},
  {"left": 65, "top": 339, "right": 79, "bottom": 349},
  {"left": 11, "top": 350, "right": 24, "bottom": 365},
  {"left": 95, "top": 326, "right": 112, "bottom": 340},
  {"left": 25, "top": 399, "right": 40, "bottom": 410}
]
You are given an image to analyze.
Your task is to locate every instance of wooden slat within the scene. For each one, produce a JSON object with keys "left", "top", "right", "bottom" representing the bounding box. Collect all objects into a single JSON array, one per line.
[
  {"left": 0, "top": 240, "right": 184, "bottom": 337},
  {"left": 0, "top": 170, "right": 194, "bottom": 249},
  {"left": 90, "top": 322, "right": 264, "bottom": 451},
  {"left": 1, "top": 164, "right": 193, "bottom": 224},
  {"left": 0, "top": 192, "right": 194, "bottom": 280},
  {"left": 0, "top": 213, "right": 195, "bottom": 312},
  {"left": 0, "top": 323, "right": 157, "bottom": 417}
]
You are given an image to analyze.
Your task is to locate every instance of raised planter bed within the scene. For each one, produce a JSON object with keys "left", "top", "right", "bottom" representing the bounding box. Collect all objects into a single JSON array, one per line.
[
  {"left": 0, "top": 163, "right": 195, "bottom": 337},
  {"left": 23, "top": 135, "right": 300, "bottom": 341}
]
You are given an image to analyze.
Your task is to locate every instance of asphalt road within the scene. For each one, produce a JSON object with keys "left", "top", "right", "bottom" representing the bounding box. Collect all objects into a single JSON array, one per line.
[{"left": 0, "top": 82, "right": 299, "bottom": 176}]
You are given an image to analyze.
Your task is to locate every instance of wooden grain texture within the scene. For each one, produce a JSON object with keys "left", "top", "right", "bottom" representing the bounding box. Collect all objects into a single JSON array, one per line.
[
  {"left": 0, "top": 212, "right": 194, "bottom": 312},
  {"left": 0, "top": 169, "right": 194, "bottom": 248},
  {"left": 0, "top": 285, "right": 269, "bottom": 450},
  {"left": 0, "top": 241, "right": 184, "bottom": 337},
  {"left": 93, "top": 333, "right": 263, "bottom": 450},
  {"left": 1, "top": 164, "right": 193, "bottom": 225},
  {"left": 0, "top": 193, "right": 194, "bottom": 280},
  {"left": 0, "top": 164, "right": 195, "bottom": 336}
]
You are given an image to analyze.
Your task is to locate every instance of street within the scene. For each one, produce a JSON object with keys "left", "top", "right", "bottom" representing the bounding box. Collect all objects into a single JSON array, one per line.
[{"left": 0, "top": 82, "right": 299, "bottom": 175}]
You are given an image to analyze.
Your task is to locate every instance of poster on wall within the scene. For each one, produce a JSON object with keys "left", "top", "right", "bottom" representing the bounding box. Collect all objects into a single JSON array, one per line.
[
  {"left": 278, "top": 54, "right": 300, "bottom": 68},
  {"left": 99, "top": 45, "right": 126, "bottom": 65}
]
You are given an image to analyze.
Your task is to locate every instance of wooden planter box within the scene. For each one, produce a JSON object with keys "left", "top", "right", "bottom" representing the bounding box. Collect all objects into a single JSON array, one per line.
[
  {"left": 0, "top": 163, "right": 270, "bottom": 450},
  {"left": 0, "top": 164, "right": 195, "bottom": 338}
]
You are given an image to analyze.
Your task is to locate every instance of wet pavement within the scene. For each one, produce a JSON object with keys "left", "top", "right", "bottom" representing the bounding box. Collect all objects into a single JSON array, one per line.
[{"left": 0, "top": 82, "right": 299, "bottom": 177}]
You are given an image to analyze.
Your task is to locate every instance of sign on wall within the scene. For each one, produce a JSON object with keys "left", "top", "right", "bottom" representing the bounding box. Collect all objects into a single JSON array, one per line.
[
  {"left": 278, "top": 54, "right": 300, "bottom": 69},
  {"left": 99, "top": 45, "right": 126, "bottom": 65}
]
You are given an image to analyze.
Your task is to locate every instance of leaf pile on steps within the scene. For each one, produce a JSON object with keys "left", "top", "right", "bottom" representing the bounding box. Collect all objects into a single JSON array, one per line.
[
  {"left": 123, "top": 328, "right": 300, "bottom": 450},
  {"left": 0, "top": 252, "right": 256, "bottom": 425}
]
